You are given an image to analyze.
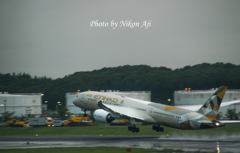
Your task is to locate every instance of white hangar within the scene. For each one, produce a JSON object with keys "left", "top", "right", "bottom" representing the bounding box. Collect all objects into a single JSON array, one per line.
[{"left": 0, "top": 93, "right": 42, "bottom": 116}]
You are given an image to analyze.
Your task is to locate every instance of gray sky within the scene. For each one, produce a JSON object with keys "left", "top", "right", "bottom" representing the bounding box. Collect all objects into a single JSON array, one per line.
[{"left": 1, "top": 0, "right": 240, "bottom": 79}]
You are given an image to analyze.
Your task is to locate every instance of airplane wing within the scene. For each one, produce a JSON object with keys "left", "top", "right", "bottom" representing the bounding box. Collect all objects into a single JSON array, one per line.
[
  {"left": 197, "top": 120, "right": 212, "bottom": 124},
  {"left": 97, "top": 101, "right": 148, "bottom": 121},
  {"left": 176, "top": 100, "right": 240, "bottom": 111}
]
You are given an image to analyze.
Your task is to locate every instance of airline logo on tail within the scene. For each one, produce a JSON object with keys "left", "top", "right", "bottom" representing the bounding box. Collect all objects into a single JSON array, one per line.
[{"left": 197, "top": 86, "right": 227, "bottom": 121}]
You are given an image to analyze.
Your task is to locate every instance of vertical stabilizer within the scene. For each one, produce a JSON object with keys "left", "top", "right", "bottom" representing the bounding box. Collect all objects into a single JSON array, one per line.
[{"left": 197, "top": 86, "right": 228, "bottom": 121}]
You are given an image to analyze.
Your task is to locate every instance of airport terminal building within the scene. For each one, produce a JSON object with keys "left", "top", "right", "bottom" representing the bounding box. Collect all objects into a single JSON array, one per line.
[
  {"left": 0, "top": 92, "right": 43, "bottom": 116},
  {"left": 66, "top": 90, "right": 151, "bottom": 116},
  {"left": 174, "top": 88, "right": 240, "bottom": 118}
]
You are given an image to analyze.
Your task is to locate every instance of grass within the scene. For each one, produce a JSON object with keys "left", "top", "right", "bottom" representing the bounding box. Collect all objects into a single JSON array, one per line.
[{"left": 0, "top": 123, "right": 240, "bottom": 136}]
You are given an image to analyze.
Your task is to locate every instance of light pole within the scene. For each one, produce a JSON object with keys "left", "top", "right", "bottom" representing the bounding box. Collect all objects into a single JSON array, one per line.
[
  {"left": 4, "top": 100, "right": 6, "bottom": 122},
  {"left": 44, "top": 101, "right": 48, "bottom": 110},
  {"left": 56, "top": 101, "right": 61, "bottom": 110}
]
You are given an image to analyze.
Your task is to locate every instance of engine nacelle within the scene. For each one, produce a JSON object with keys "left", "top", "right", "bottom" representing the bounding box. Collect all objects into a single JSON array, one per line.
[{"left": 93, "top": 109, "right": 115, "bottom": 123}]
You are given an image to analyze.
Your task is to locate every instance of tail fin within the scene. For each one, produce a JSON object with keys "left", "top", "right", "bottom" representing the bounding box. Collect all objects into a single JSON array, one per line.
[{"left": 197, "top": 86, "right": 227, "bottom": 121}]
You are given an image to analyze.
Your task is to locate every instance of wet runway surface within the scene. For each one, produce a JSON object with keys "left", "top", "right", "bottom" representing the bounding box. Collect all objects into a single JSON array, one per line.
[{"left": 1, "top": 135, "right": 240, "bottom": 152}]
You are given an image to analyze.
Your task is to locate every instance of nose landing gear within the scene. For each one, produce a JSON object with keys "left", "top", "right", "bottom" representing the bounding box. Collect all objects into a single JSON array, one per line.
[
  {"left": 81, "top": 109, "right": 87, "bottom": 117},
  {"left": 152, "top": 125, "right": 164, "bottom": 132}
]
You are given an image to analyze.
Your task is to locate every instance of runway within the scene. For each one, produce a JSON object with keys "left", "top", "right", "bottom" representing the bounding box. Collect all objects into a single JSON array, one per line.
[{"left": 1, "top": 135, "right": 240, "bottom": 153}]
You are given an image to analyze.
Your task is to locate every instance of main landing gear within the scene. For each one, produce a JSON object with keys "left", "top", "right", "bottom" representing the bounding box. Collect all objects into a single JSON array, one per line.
[
  {"left": 128, "top": 118, "right": 139, "bottom": 133},
  {"left": 152, "top": 125, "right": 164, "bottom": 132},
  {"left": 128, "top": 124, "right": 139, "bottom": 133}
]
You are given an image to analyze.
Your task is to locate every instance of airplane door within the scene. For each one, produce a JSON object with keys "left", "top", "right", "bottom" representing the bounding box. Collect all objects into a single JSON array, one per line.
[{"left": 148, "top": 108, "right": 153, "bottom": 116}]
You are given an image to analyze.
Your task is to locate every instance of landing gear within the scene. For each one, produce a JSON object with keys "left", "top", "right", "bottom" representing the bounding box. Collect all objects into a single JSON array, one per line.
[
  {"left": 82, "top": 109, "right": 87, "bottom": 117},
  {"left": 152, "top": 125, "right": 164, "bottom": 132},
  {"left": 128, "top": 125, "right": 140, "bottom": 133},
  {"left": 128, "top": 118, "right": 139, "bottom": 133}
]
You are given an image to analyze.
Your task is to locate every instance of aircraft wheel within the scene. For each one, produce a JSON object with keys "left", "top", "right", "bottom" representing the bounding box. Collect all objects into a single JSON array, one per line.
[
  {"left": 128, "top": 126, "right": 132, "bottom": 131},
  {"left": 160, "top": 127, "right": 164, "bottom": 132},
  {"left": 136, "top": 128, "right": 139, "bottom": 133},
  {"left": 152, "top": 125, "right": 157, "bottom": 130},
  {"left": 132, "top": 128, "right": 136, "bottom": 133}
]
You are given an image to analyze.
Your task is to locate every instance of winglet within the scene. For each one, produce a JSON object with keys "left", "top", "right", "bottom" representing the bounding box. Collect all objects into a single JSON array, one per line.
[{"left": 197, "top": 86, "right": 227, "bottom": 121}]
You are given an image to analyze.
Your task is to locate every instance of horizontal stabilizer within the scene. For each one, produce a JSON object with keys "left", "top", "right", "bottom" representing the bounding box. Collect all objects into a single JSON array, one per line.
[
  {"left": 218, "top": 120, "right": 240, "bottom": 123},
  {"left": 197, "top": 119, "right": 213, "bottom": 124}
]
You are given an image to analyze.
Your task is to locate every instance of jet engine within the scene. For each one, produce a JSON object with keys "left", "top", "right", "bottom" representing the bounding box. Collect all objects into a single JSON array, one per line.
[{"left": 93, "top": 109, "right": 115, "bottom": 123}]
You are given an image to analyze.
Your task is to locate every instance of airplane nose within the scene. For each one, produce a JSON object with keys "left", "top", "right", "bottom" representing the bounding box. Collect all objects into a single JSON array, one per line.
[
  {"left": 73, "top": 97, "right": 78, "bottom": 106},
  {"left": 73, "top": 93, "right": 84, "bottom": 106}
]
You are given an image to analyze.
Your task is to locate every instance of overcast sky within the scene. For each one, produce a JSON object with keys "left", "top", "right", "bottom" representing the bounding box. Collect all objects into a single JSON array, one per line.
[{"left": 0, "top": 0, "right": 240, "bottom": 79}]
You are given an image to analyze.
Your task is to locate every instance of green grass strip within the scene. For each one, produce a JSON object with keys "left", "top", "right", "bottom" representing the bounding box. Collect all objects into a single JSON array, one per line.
[{"left": 0, "top": 123, "right": 239, "bottom": 136}]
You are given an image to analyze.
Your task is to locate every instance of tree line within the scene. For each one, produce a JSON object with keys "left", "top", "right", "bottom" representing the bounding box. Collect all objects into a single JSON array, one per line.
[{"left": 1, "top": 62, "right": 240, "bottom": 110}]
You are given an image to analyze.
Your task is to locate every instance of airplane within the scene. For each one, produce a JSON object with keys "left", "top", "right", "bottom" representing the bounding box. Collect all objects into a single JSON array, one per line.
[{"left": 73, "top": 86, "right": 240, "bottom": 133}]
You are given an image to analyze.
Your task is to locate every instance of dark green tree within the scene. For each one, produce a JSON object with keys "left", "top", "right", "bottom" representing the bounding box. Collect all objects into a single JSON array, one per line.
[
  {"left": 4, "top": 111, "right": 15, "bottom": 122},
  {"left": 225, "top": 109, "right": 239, "bottom": 120},
  {"left": 216, "top": 112, "right": 223, "bottom": 120},
  {"left": 1, "top": 63, "right": 240, "bottom": 110},
  {"left": 13, "top": 114, "right": 28, "bottom": 121},
  {"left": 57, "top": 107, "right": 70, "bottom": 120}
]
